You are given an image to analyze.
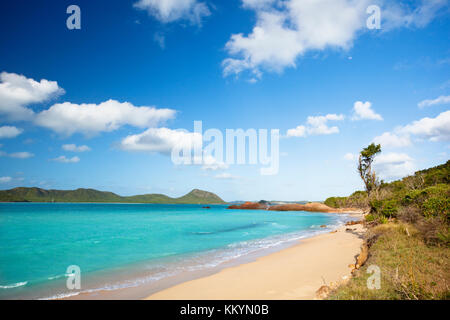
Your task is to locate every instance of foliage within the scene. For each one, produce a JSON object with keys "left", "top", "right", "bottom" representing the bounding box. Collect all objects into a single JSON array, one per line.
[
  {"left": 329, "top": 223, "right": 450, "bottom": 300},
  {"left": 357, "top": 143, "right": 382, "bottom": 197}
]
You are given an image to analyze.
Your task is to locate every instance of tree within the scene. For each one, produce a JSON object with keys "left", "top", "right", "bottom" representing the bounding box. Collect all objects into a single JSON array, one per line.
[{"left": 358, "top": 143, "right": 381, "bottom": 197}]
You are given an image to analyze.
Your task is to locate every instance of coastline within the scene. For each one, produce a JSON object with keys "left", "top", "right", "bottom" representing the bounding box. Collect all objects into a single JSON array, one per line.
[
  {"left": 58, "top": 212, "right": 364, "bottom": 300},
  {"left": 145, "top": 212, "right": 365, "bottom": 300}
]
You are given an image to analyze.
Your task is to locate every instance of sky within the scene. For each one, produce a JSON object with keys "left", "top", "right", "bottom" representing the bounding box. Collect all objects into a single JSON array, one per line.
[{"left": 0, "top": 0, "right": 449, "bottom": 201}]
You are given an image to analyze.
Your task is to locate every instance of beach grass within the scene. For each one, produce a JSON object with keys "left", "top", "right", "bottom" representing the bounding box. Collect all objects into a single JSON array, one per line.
[{"left": 329, "top": 222, "right": 450, "bottom": 300}]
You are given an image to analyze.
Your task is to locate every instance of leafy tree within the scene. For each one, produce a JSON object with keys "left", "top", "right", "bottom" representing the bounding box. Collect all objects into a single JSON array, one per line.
[{"left": 358, "top": 143, "right": 381, "bottom": 197}]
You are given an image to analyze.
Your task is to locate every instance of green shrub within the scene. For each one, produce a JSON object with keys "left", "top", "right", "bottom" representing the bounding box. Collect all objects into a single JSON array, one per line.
[
  {"left": 422, "top": 197, "right": 450, "bottom": 221},
  {"left": 381, "top": 200, "right": 398, "bottom": 218},
  {"left": 365, "top": 213, "right": 376, "bottom": 222}
]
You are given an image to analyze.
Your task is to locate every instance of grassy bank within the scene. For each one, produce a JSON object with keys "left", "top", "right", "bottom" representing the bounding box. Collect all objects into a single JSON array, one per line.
[
  {"left": 329, "top": 222, "right": 449, "bottom": 300},
  {"left": 326, "top": 160, "right": 449, "bottom": 300}
]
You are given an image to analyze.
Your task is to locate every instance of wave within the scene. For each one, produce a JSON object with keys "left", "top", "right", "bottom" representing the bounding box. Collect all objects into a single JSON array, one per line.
[
  {"left": 0, "top": 281, "right": 28, "bottom": 289},
  {"left": 41, "top": 215, "right": 349, "bottom": 300}
]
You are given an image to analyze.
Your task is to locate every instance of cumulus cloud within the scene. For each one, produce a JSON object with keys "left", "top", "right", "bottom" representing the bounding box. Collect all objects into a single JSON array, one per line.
[
  {"left": 223, "top": 0, "right": 447, "bottom": 79},
  {"left": 0, "top": 72, "right": 64, "bottom": 121},
  {"left": 120, "top": 127, "right": 228, "bottom": 169},
  {"left": 373, "top": 132, "right": 411, "bottom": 148},
  {"left": 133, "top": 0, "right": 211, "bottom": 25},
  {"left": 0, "top": 176, "right": 12, "bottom": 183},
  {"left": 62, "top": 144, "right": 91, "bottom": 152},
  {"left": 0, "top": 126, "right": 23, "bottom": 139},
  {"left": 120, "top": 127, "right": 200, "bottom": 154},
  {"left": 52, "top": 155, "right": 80, "bottom": 163},
  {"left": 351, "top": 101, "right": 383, "bottom": 121},
  {"left": 286, "top": 114, "right": 344, "bottom": 137},
  {"left": 35, "top": 99, "right": 176, "bottom": 136},
  {"left": 374, "top": 152, "right": 416, "bottom": 180},
  {"left": 371, "top": 111, "right": 450, "bottom": 152},
  {"left": 418, "top": 95, "right": 450, "bottom": 108},
  {"left": 399, "top": 110, "right": 450, "bottom": 142}
]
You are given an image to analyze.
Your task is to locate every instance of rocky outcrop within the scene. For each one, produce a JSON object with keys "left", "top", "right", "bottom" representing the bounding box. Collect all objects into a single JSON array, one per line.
[
  {"left": 227, "top": 202, "right": 268, "bottom": 210},
  {"left": 227, "top": 201, "right": 360, "bottom": 213}
]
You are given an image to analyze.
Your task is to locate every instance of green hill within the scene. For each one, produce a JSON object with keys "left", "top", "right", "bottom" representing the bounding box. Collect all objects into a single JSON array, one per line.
[{"left": 0, "top": 187, "right": 226, "bottom": 204}]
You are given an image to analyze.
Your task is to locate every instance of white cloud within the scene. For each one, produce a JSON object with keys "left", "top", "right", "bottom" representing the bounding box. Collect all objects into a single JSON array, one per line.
[
  {"left": 344, "top": 152, "right": 357, "bottom": 161},
  {"left": 134, "top": 0, "right": 210, "bottom": 25},
  {"left": 399, "top": 110, "right": 450, "bottom": 142},
  {"left": 286, "top": 125, "right": 306, "bottom": 137},
  {"left": 223, "top": 0, "right": 446, "bottom": 79},
  {"left": 0, "top": 72, "right": 64, "bottom": 121},
  {"left": 373, "top": 132, "right": 411, "bottom": 148},
  {"left": 120, "top": 127, "right": 201, "bottom": 154},
  {"left": 8, "top": 152, "right": 34, "bottom": 159},
  {"left": 382, "top": 0, "right": 448, "bottom": 30},
  {"left": 418, "top": 95, "right": 450, "bottom": 108},
  {"left": 201, "top": 154, "right": 229, "bottom": 170},
  {"left": 62, "top": 144, "right": 91, "bottom": 152},
  {"left": 0, "top": 126, "right": 23, "bottom": 139},
  {"left": 286, "top": 114, "right": 344, "bottom": 137},
  {"left": 120, "top": 127, "right": 228, "bottom": 170},
  {"left": 35, "top": 99, "right": 176, "bottom": 136},
  {"left": 352, "top": 101, "right": 383, "bottom": 121},
  {"left": 0, "top": 176, "right": 12, "bottom": 183},
  {"left": 214, "top": 173, "right": 240, "bottom": 180},
  {"left": 52, "top": 155, "right": 80, "bottom": 163},
  {"left": 374, "top": 152, "right": 416, "bottom": 180}
]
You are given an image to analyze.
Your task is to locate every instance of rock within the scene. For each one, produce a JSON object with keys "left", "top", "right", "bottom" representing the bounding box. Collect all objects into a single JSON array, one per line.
[
  {"left": 320, "top": 225, "right": 327, "bottom": 228},
  {"left": 355, "top": 243, "right": 369, "bottom": 269},
  {"left": 329, "top": 230, "right": 337, "bottom": 233},
  {"left": 315, "top": 285, "right": 331, "bottom": 299},
  {"left": 345, "top": 220, "right": 363, "bottom": 226},
  {"left": 227, "top": 202, "right": 267, "bottom": 210}
]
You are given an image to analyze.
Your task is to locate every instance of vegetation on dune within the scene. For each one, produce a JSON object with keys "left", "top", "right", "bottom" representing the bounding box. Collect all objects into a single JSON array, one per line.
[
  {"left": 326, "top": 144, "right": 449, "bottom": 300},
  {"left": 0, "top": 187, "right": 226, "bottom": 204},
  {"left": 329, "top": 223, "right": 449, "bottom": 300}
]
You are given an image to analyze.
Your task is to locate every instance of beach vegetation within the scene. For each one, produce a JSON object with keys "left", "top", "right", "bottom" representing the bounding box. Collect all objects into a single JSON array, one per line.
[
  {"left": 357, "top": 143, "right": 382, "bottom": 198},
  {"left": 329, "top": 223, "right": 450, "bottom": 300}
]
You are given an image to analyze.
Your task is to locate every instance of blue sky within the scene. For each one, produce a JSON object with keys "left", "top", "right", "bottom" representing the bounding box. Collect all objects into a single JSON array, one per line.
[{"left": 0, "top": 0, "right": 449, "bottom": 201}]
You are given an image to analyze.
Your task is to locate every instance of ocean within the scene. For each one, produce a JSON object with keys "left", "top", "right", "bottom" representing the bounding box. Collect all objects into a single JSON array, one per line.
[{"left": 0, "top": 203, "right": 350, "bottom": 299}]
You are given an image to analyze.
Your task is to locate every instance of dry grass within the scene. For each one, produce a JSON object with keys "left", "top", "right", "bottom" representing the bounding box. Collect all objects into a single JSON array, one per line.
[{"left": 329, "top": 223, "right": 450, "bottom": 300}]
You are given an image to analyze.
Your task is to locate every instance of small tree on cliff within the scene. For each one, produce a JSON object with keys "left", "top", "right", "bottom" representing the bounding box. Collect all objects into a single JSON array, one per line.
[{"left": 358, "top": 143, "right": 381, "bottom": 198}]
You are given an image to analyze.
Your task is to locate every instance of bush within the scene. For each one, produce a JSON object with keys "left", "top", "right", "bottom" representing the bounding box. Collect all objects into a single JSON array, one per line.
[
  {"left": 398, "top": 206, "right": 421, "bottom": 224},
  {"left": 365, "top": 213, "right": 376, "bottom": 222},
  {"left": 381, "top": 200, "right": 398, "bottom": 218},
  {"left": 422, "top": 197, "right": 450, "bottom": 221},
  {"left": 417, "top": 217, "right": 450, "bottom": 246}
]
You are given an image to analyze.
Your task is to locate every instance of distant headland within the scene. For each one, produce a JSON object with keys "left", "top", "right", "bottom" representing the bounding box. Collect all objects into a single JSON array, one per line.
[{"left": 0, "top": 187, "right": 226, "bottom": 204}]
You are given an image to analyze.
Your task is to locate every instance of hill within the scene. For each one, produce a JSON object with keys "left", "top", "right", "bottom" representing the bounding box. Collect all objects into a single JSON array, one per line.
[{"left": 0, "top": 187, "right": 226, "bottom": 204}]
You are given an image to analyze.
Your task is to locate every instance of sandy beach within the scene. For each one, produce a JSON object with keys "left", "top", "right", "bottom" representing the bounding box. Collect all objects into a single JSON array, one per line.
[{"left": 146, "top": 214, "right": 365, "bottom": 300}]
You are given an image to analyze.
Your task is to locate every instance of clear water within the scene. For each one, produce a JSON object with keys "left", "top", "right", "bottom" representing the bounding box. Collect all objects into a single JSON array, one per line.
[{"left": 0, "top": 203, "right": 349, "bottom": 299}]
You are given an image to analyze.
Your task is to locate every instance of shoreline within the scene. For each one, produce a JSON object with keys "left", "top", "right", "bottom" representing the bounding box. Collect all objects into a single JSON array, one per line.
[
  {"left": 58, "top": 212, "right": 364, "bottom": 300},
  {"left": 145, "top": 212, "right": 365, "bottom": 300}
]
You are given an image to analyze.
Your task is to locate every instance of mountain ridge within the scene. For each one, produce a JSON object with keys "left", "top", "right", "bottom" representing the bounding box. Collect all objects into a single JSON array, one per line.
[{"left": 0, "top": 187, "right": 226, "bottom": 204}]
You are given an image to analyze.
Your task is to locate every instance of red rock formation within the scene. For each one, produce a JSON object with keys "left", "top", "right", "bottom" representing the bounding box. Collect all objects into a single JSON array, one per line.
[
  {"left": 227, "top": 202, "right": 268, "bottom": 210},
  {"left": 227, "top": 201, "right": 360, "bottom": 214}
]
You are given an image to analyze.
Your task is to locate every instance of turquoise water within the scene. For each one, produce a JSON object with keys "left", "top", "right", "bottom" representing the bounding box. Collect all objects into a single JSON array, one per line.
[{"left": 0, "top": 203, "right": 349, "bottom": 299}]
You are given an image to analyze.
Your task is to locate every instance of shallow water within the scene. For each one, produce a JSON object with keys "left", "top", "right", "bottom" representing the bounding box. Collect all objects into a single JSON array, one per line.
[{"left": 0, "top": 203, "right": 349, "bottom": 299}]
